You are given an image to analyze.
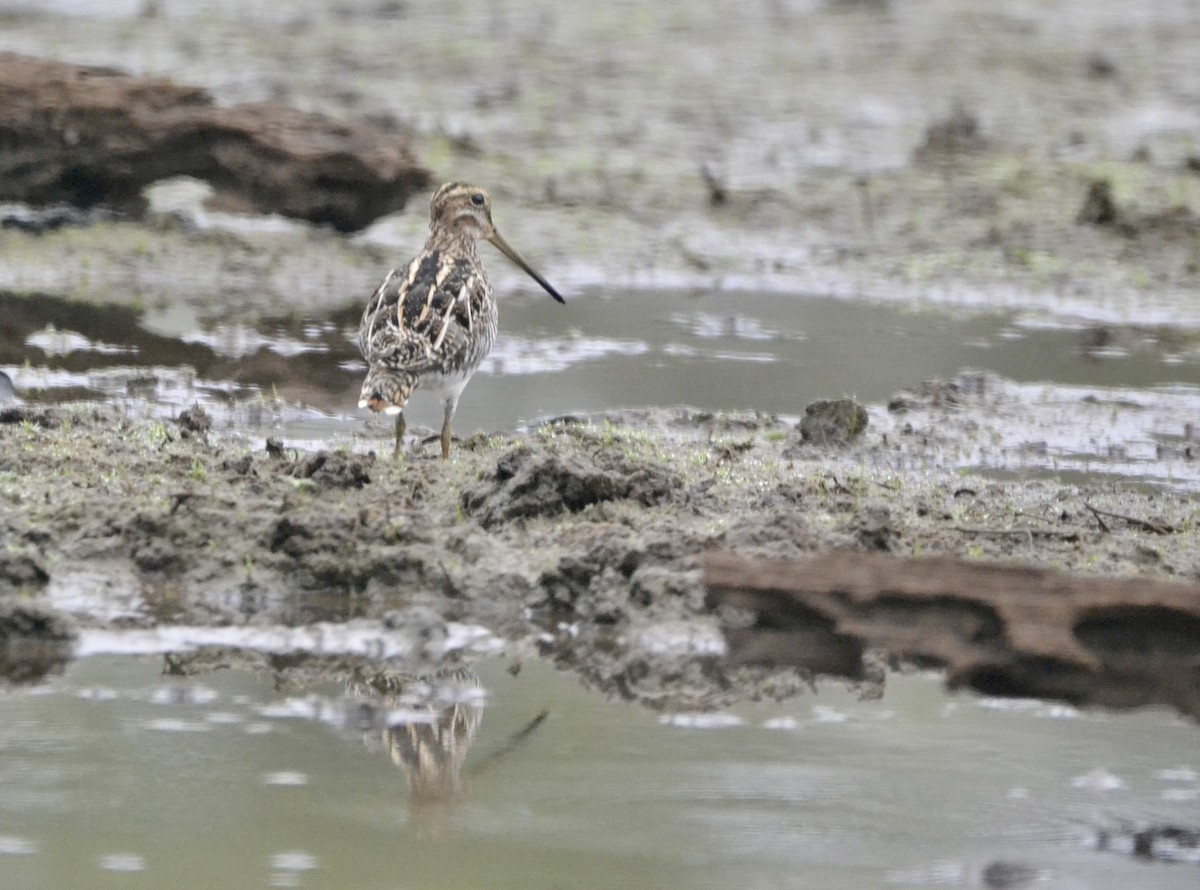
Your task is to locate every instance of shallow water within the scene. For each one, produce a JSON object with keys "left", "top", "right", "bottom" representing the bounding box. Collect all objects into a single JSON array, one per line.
[
  {"left": 1, "top": 654, "right": 1197, "bottom": 889},
  {"left": 5, "top": 287, "right": 1199, "bottom": 486}
]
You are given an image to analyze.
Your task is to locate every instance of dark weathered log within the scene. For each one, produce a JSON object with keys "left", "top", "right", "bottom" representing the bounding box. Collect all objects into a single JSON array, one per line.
[
  {"left": 0, "top": 52, "right": 430, "bottom": 231},
  {"left": 705, "top": 551, "right": 1200, "bottom": 720}
]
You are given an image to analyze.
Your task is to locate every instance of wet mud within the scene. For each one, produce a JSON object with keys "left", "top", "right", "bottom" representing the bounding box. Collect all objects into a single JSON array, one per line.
[{"left": 2, "top": 394, "right": 1196, "bottom": 716}]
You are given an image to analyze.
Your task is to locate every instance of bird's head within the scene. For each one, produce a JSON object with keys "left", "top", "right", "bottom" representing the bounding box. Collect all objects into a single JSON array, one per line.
[{"left": 428, "top": 182, "right": 565, "bottom": 304}]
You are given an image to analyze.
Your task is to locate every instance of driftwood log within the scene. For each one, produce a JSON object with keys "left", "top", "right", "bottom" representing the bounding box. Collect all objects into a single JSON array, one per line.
[
  {"left": 0, "top": 52, "right": 429, "bottom": 231},
  {"left": 705, "top": 551, "right": 1200, "bottom": 721}
]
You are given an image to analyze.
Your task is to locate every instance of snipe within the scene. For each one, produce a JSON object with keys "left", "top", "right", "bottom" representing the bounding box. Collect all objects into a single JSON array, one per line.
[{"left": 357, "top": 182, "right": 565, "bottom": 458}]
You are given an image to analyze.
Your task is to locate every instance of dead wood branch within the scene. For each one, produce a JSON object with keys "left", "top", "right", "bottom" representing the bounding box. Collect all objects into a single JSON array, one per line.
[
  {"left": 0, "top": 52, "right": 430, "bottom": 231},
  {"left": 705, "top": 551, "right": 1200, "bottom": 721}
]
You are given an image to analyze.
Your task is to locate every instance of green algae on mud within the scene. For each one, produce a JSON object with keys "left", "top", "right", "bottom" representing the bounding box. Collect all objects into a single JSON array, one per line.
[{"left": 1, "top": 397, "right": 1197, "bottom": 710}]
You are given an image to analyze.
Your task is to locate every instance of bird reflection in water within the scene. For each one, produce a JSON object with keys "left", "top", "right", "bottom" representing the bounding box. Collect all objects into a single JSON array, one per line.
[{"left": 345, "top": 664, "right": 547, "bottom": 840}]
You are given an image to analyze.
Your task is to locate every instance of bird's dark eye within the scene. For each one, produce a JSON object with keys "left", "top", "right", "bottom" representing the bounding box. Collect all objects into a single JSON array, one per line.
[{"left": 471, "top": 193, "right": 485, "bottom": 206}]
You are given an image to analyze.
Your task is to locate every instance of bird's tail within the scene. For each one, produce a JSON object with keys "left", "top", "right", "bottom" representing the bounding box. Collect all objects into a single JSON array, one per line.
[{"left": 358, "top": 367, "right": 417, "bottom": 415}]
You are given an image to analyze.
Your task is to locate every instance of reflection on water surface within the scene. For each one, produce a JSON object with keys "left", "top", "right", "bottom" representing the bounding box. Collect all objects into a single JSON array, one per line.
[{"left": 0, "top": 655, "right": 1197, "bottom": 888}]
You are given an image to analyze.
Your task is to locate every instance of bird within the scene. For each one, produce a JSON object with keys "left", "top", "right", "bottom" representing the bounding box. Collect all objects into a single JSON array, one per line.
[{"left": 356, "top": 182, "right": 565, "bottom": 459}]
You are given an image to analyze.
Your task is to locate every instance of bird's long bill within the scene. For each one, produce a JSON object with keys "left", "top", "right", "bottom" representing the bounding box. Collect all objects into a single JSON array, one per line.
[{"left": 488, "top": 231, "right": 566, "bottom": 304}]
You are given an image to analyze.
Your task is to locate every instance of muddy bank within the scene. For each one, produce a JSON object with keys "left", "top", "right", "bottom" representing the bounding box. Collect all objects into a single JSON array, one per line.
[{"left": 2, "top": 390, "right": 1197, "bottom": 714}]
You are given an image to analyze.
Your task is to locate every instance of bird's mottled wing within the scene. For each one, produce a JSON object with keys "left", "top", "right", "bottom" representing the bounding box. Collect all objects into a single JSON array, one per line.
[{"left": 357, "top": 251, "right": 487, "bottom": 373}]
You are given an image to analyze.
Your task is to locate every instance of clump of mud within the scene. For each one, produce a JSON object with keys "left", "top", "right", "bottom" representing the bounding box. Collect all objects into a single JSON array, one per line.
[
  {"left": 797, "top": 398, "right": 869, "bottom": 445},
  {"left": 0, "top": 600, "right": 76, "bottom": 685},
  {"left": 287, "top": 450, "right": 374, "bottom": 489},
  {"left": 1076, "top": 177, "right": 1200, "bottom": 239},
  {"left": 913, "top": 104, "right": 990, "bottom": 164},
  {"left": 0, "top": 553, "right": 49, "bottom": 590},
  {"left": 176, "top": 404, "right": 213, "bottom": 438},
  {"left": 462, "top": 438, "right": 681, "bottom": 528},
  {"left": 1091, "top": 822, "right": 1200, "bottom": 867}
]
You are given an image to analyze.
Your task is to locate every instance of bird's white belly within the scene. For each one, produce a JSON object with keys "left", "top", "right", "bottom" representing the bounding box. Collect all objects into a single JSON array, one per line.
[{"left": 419, "top": 368, "right": 475, "bottom": 406}]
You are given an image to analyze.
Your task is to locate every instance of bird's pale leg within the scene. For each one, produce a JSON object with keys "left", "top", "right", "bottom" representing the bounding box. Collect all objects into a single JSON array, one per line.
[
  {"left": 440, "top": 394, "right": 459, "bottom": 460},
  {"left": 393, "top": 412, "right": 406, "bottom": 459}
]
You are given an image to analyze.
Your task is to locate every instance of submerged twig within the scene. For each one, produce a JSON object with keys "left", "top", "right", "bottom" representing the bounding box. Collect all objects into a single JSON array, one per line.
[
  {"left": 1083, "top": 503, "right": 1111, "bottom": 534},
  {"left": 1083, "top": 502, "right": 1174, "bottom": 535},
  {"left": 953, "top": 526, "right": 1081, "bottom": 542}
]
